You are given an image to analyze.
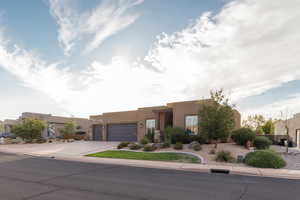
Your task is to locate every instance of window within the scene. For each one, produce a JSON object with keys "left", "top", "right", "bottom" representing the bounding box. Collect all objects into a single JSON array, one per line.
[
  {"left": 146, "top": 119, "right": 156, "bottom": 134},
  {"left": 185, "top": 115, "right": 198, "bottom": 135}
]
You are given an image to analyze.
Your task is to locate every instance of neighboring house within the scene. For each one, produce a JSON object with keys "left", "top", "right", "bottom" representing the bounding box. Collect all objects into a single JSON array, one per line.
[
  {"left": 0, "top": 120, "right": 4, "bottom": 134},
  {"left": 3, "top": 119, "right": 19, "bottom": 134},
  {"left": 20, "top": 113, "right": 90, "bottom": 138},
  {"left": 274, "top": 113, "right": 300, "bottom": 148},
  {"left": 90, "top": 100, "right": 241, "bottom": 142}
]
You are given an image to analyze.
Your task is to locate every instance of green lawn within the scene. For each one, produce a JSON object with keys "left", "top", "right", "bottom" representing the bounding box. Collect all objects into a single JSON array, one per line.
[{"left": 87, "top": 150, "right": 201, "bottom": 163}]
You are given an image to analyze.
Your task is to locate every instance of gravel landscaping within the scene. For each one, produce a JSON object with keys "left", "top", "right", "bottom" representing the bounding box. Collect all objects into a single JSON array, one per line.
[{"left": 156, "top": 143, "right": 250, "bottom": 166}]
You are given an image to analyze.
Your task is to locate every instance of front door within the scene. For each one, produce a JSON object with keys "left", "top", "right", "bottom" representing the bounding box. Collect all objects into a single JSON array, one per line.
[{"left": 93, "top": 125, "right": 102, "bottom": 141}]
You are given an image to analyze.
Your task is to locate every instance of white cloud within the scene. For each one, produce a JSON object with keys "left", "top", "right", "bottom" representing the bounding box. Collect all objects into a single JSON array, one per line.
[
  {"left": 145, "top": 0, "right": 300, "bottom": 102},
  {"left": 241, "top": 93, "right": 300, "bottom": 120},
  {"left": 48, "top": 0, "right": 143, "bottom": 55},
  {"left": 1, "top": 0, "right": 300, "bottom": 119}
]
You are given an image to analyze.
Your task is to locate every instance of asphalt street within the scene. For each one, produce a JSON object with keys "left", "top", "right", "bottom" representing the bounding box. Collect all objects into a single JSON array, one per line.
[{"left": 0, "top": 152, "right": 299, "bottom": 200}]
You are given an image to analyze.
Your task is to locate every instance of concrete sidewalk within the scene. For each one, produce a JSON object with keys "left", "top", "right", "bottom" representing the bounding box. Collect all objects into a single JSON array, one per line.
[{"left": 19, "top": 151, "right": 300, "bottom": 180}]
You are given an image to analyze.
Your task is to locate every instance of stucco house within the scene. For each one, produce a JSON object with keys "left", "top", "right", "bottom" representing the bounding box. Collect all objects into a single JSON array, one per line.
[
  {"left": 274, "top": 113, "right": 300, "bottom": 148},
  {"left": 89, "top": 99, "right": 241, "bottom": 142},
  {"left": 3, "top": 119, "right": 18, "bottom": 134},
  {"left": 0, "top": 120, "right": 4, "bottom": 134},
  {"left": 20, "top": 113, "right": 90, "bottom": 138},
  {"left": 2, "top": 113, "right": 90, "bottom": 139}
]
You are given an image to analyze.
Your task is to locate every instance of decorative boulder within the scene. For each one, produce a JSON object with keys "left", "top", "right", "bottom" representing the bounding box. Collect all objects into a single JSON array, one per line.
[
  {"left": 188, "top": 141, "right": 200, "bottom": 149},
  {"left": 128, "top": 143, "right": 142, "bottom": 150},
  {"left": 143, "top": 144, "right": 157, "bottom": 152},
  {"left": 153, "top": 143, "right": 163, "bottom": 149}
]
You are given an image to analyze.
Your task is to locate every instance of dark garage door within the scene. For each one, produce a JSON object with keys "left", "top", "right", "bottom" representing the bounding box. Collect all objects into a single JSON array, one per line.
[
  {"left": 107, "top": 124, "right": 137, "bottom": 142},
  {"left": 93, "top": 125, "right": 103, "bottom": 141}
]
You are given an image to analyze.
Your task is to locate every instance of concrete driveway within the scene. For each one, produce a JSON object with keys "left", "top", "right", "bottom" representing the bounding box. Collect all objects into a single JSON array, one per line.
[{"left": 0, "top": 141, "right": 118, "bottom": 157}]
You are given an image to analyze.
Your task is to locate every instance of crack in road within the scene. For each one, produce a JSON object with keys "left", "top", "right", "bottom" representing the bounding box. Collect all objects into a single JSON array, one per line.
[
  {"left": 238, "top": 183, "right": 249, "bottom": 200},
  {"left": 22, "top": 188, "right": 63, "bottom": 200}
]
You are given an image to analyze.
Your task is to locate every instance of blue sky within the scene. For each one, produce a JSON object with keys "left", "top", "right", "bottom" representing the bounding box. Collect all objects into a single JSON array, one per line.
[{"left": 0, "top": 0, "right": 300, "bottom": 120}]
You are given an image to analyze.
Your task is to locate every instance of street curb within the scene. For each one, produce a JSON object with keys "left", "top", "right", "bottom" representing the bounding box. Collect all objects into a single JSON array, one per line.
[
  {"left": 117, "top": 149, "right": 205, "bottom": 164},
  {"left": 53, "top": 155, "right": 300, "bottom": 180},
  {"left": 2, "top": 150, "right": 300, "bottom": 180}
]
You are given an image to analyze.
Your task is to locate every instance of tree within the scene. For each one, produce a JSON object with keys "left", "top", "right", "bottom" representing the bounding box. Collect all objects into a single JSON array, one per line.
[
  {"left": 198, "top": 89, "right": 235, "bottom": 148},
  {"left": 242, "top": 115, "right": 266, "bottom": 133},
  {"left": 59, "top": 121, "right": 77, "bottom": 140},
  {"left": 11, "top": 118, "right": 45, "bottom": 140},
  {"left": 262, "top": 119, "right": 275, "bottom": 135},
  {"left": 281, "top": 110, "right": 291, "bottom": 153},
  {"left": 0, "top": 123, "right": 4, "bottom": 133}
]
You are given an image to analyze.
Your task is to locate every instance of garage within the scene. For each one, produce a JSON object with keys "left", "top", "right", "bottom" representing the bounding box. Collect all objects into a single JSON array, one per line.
[
  {"left": 93, "top": 125, "right": 103, "bottom": 141},
  {"left": 107, "top": 123, "right": 137, "bottom": 141}
]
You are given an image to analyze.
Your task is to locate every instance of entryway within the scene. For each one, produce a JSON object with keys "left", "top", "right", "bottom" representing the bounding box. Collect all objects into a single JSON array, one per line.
[{"left": 93, "top": 125, "right": 103, "bottom": 141}]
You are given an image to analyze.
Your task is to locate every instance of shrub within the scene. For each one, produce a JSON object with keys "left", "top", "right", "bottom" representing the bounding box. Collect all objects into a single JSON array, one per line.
[
  {"left": 74, "top": 134, "right": 86, "bottom": 141},
  {"left": 117, "top": 142, "right": 130, "bottom": 149},
  {"left": 244, "top": 150, "right": 286, "bottom": 168},
  {"left": 189, "top": 134, "right": 207, "bottom": 144},
  {"left": 193, "top": 143, "right": 202, "bottom": 151},
  {"left": 25, "top": 139, "right": 33, "bottom": 144},
  {"left": 36, "top": 138, "right": 47, "bottom": 144},
  {"left": 145, "top": 130, "right": 154, "bottom": 143},
  {"left": 165, "top": 127, "right": 190, "bottom": 144},
  {"left": 209, "top": 148, "right": 216, "bottom": 154},
  {"left": 215, "top": 150, "right": 235, "bottom": 162},
  {"left": 59, "top": 122, "right": 77, "bottom": 140},
  {"left": 143, "top": 144, "right": 157, "bottom": 152},
  {"left": 140, "top": 137, "right": 149, "bottom": 145},
  {"left": 253, "top": 136, "right": 272, "bottom": 149},
  {"left": 231, "top": 128, "right": 256, "bottom": 146},
  {"left": 11, "top": 118, "right": 45, "bottom": 140},
  {"left": 128, "top": 143, "right": 142, "bottom": 150},
  {"left": 161, "top": 142, "right": 169, "bottom": 148},
  {"left": 173, "top": 142, "right": 183, "bottom": 150}
]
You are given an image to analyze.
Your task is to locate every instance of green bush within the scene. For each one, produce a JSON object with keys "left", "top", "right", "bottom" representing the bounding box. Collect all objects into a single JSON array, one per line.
[
  {"left": 162, "top": 142, "right": 170, "bottom": 148},
  {"left": 173, "top": 142, "right": 183, "bottom": 150},
  {"left": 11, "top": 118, "right": 45, "bottom": 140},
  {"left": 253, "top": 136, "right": 272, "bottom": 149},
  {"left": 128, "top": 143, "right": 142, "bottom": 150},
  {"left": 165, "top": 127, "right": 190, "bottom": 144},
  {"left": 215, "top": 150, "right": 235, "bottom": 162},
  {"left": 117, "top": 142, "right": 130, "bottom": 149},
  {"left": 145, "top": 130, "right": 154, "bottom": 143},
  {"left": 231, "top": 128, "right": 256, "bottom": 145},
  {"left": 189, "top": 134, "right": 207, "bottom": 144},
  {"left": 140, "top": 137, "right": 149, "bottom": 145},
  {"left": 36, "top": 138, "right": 47, "bottom": 144},
  {"left": 143, "top": 144, "right": 157, "bottom": 152},
  {"left": 244, "top": 150, "right": 286, "bottom": 168}
]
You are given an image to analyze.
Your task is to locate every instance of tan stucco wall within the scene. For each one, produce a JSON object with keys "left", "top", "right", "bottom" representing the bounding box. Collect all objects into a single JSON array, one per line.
[
  {"left": 274, "top": 113, "right": 300, "bottom": 146},
  {"left": 3, "top": 119, "right": 19, "bottom": 133},
  {"left": 168, "top": 100, "right": 241, "bottom": 130},
  {"left": 90, "top": 99, "right": 242, "bottom": 141},
  {"left": 137, "top": 106, "right": 166, "bottom": 140},
  {"left": 168, "top": 100, "right": 201, "bottom": 128},
  {"left": 20, "top": 113, "right": 90, "bottom": 138}
]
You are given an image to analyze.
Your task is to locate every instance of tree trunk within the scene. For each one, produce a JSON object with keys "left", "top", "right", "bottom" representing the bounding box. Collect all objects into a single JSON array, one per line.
[
  {"left": 214, "top": 140, "right": 218, "bottom": 149},
  {"left": 286, "top": 127, "right": 289, "bottom": 154}
]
